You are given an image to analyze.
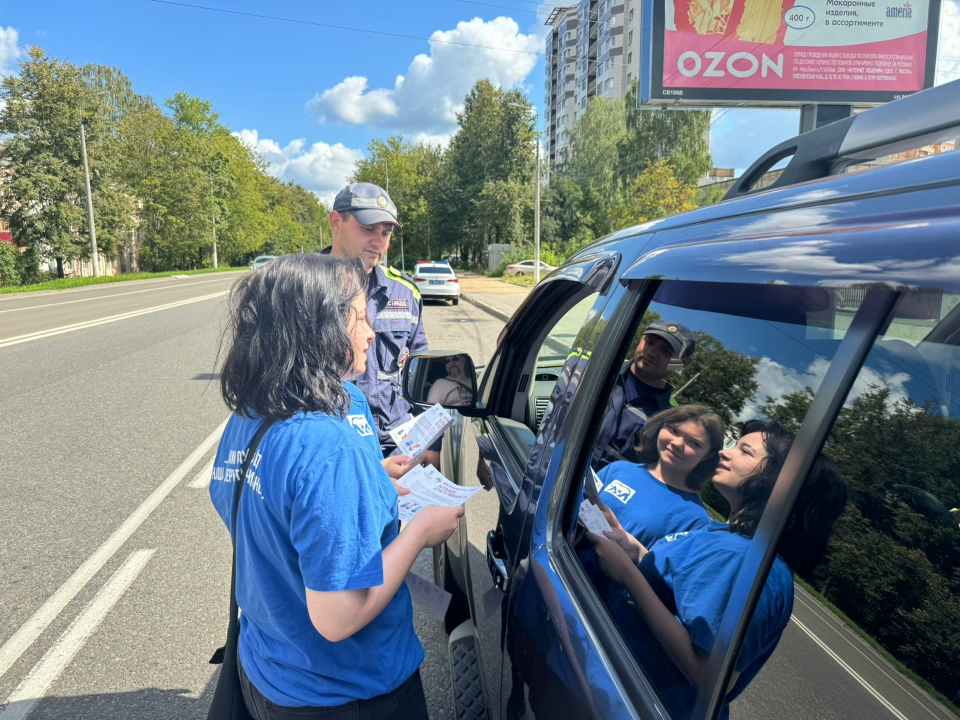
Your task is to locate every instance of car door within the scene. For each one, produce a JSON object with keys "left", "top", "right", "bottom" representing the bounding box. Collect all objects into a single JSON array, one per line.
[{"left": 448, "top": 250, "right": 623, "bottom": 718}]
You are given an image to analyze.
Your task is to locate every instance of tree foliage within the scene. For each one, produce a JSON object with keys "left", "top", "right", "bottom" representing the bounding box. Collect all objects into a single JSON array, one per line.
[{"left": 0, "top": 46, "right": 326, "bottom": 281}]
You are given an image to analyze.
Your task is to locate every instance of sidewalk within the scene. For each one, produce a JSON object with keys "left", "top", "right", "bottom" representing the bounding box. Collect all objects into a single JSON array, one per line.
[{"left": 457, "top": 274, "right": 531, "bottom": 322}]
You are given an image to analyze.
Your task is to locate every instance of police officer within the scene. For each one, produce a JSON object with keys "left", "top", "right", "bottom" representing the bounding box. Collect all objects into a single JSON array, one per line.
[
  {"left": 326, "top": 182, "right": 440, "bottom": 467},
  {"left": 594, "top": 321, "right": 697, "bottom": 466}
]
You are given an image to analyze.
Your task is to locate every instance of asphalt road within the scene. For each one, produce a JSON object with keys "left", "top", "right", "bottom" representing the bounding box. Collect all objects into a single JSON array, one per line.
[{"left": 0, "top": 272, "right": 955, "bottom": 720}]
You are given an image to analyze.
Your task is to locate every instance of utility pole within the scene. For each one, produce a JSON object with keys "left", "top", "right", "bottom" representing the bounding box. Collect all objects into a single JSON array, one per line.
[
  {"left": 79, "top": 119, "right": 100, "bottom": 277},
  {"left": 211, "top": 212, "right": 218, "bottom": 269},
  {"left": 385, "top": 158, "right": 390, "bottom": 193},
  {"left": 534, "top": 129, "right": 541, "bottom": 284}
]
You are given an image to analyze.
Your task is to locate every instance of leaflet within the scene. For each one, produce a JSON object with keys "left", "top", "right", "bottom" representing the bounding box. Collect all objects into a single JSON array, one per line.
[
  {"left": 393, "top": 404, "right": 453, "bottom": 458},
  {"left": 388, "top": 415, "right": 417, "bottom": 449},
  {"left": 578, "top": 498, "right": 612, "bottom": 535},
  {"left": 397, "top": 463, "right": 483, "bottom": 522},
  {"left": 404, "top": 571, "right": 451, "bottom": 621}
]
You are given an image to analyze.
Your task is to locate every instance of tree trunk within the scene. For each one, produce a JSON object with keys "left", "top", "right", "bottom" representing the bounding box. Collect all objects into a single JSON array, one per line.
[{"left": 56, "top": 257, "right": 65, "bottom": 279}]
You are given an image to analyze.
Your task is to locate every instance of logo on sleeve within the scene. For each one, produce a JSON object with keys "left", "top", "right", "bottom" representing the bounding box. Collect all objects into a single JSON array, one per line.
[
  {"left": 347, "top": 415, "right": 374, "bottom": 438},
  {"left": 603, "top": 479, "right": 635, "bottom": 504},
  {"left": 664, "top": 531, "right": 689, "bottom": 542}
]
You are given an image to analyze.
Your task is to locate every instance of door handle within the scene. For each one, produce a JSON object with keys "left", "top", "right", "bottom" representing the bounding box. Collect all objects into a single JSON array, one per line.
[{"left": 486, "top": 530, "right": 510, "bottom": 593}]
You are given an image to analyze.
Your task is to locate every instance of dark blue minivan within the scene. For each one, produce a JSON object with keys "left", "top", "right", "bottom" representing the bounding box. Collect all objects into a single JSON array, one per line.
[{"left": 404, "top": 81, "right": 960, "bottom": 720}]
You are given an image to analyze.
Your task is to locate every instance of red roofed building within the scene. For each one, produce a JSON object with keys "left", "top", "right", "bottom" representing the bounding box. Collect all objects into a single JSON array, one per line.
[{"left": 0, "top": 219, "right": 13, "bottom": 246}]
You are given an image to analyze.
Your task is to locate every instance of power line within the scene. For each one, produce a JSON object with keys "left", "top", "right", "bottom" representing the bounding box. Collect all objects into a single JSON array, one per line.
[{"left": 146, "top": 0, "right": 541, "bottom": 56}]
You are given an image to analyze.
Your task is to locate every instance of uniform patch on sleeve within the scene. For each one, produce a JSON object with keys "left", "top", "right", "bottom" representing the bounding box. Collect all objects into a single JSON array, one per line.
[{"left": 386, "top": 299, "right": 410, "bottom": 310}]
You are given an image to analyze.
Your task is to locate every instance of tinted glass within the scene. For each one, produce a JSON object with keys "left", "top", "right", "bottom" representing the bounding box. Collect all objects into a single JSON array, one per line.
[
  {"left": 416, "top": 266, "right": 455, "bottom": 275},
  {"left": 574, "top": 280, "right": 862, "bottom": 719},
  {"left": 737, "top": 289, "right": 960, "bottom": 720}
]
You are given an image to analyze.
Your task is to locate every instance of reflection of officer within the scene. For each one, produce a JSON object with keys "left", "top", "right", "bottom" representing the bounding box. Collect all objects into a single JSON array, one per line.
[
  {"left": 595, "top": 321, "right": 697, "bottom": 466},
  {"left": 326, "top": 183, "right": 440, "bottom": 466}
]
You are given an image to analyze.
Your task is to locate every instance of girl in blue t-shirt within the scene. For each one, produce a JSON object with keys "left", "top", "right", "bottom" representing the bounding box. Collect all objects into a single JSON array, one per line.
[
  {"left": 589, "top": 422, "right": 847, "bottom": 719},
  {"left": 210, "top": 254, "right": 463, "bottom": 719},
  {"left": 594, "top": 404, "right": 725, "bottom": 556}
]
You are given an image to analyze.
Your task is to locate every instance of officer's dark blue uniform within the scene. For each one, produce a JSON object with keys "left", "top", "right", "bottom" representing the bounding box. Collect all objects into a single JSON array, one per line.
[{"left": 357, "top": 263, "right": 429, "bottom": 455}]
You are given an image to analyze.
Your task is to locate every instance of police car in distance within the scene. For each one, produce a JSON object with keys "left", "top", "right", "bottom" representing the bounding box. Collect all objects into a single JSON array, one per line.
[
  {"left": 412, "top": 262, "right": 460, "bottom": 305},
  {"left": 401, "top": 81, "right": 960, "bottom": 720}
]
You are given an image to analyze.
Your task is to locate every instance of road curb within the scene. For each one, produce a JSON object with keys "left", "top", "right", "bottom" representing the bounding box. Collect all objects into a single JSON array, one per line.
[{"left": 461, "top": 294, "right": 513, "bottom": 324}]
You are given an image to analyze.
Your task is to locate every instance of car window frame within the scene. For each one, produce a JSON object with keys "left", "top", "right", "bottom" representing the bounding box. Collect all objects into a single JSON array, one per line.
[{"left": 538, "top": 271, "right": 906, "bottom": 719}]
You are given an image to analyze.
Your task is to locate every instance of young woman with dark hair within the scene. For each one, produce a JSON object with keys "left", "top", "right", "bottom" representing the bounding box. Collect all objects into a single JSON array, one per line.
[
  {"left": 209, "top": 254, "right": 462, "bottom": 720},
  {"left": 589, "top": 422, "right": 847, "bottom": 719},
  {"left": 594, "top": 405, "right": 726, "bottom": 556}
]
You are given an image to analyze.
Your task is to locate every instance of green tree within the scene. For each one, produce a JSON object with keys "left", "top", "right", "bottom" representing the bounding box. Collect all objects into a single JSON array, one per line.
[
  {"left": 351, "top": 136, "right": 442, "bottom": 270},
  {"left": 0, "top": 47, "right": 133, "bottom": 277},
  {"left": 620, "top": 79, "right": 712, "bottom": 187},
  {"left": 607, "top": 160, "right": 698, "bottom": 230}
]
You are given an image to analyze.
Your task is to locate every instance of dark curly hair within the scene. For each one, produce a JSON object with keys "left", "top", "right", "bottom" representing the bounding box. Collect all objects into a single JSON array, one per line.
[
  {"left": 727, "top": 422, "right": 848, "bottom": 574},
  {"left": 635, "top": 405, "right": 726, "bottom": 491},
  {"left": 220, "top": 253, "right": 367, "bottom": 421}
]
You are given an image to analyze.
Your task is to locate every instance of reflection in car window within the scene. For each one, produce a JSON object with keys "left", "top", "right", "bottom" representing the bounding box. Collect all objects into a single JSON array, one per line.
[
  {"left": 736, "top": 289, "right": 960, "bottom": 718},
  {"left": 576, "top": 281, "right": 865, "bottom": 719}
]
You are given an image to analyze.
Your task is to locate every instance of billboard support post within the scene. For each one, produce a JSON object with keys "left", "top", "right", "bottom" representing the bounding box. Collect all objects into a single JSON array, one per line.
[{"left": 799, "top": 104, "right": 853, "bottom": 133}]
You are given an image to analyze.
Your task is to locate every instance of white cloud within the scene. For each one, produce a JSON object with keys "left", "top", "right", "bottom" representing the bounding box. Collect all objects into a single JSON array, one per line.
[
  {"left": 232, "top": 128, "right": 363, "bottom": 205},
  {"left": 306, "top": 16, "right": 541, "bottom": 137},
  {"left": 0, "top": 26, "right": 22, "bottom": 75},
  {"left": 744, "top": 355, "right": 913, "bottom": 421},
  {"left": 938, "top": 0, "right": 960, "bottom": 86}
]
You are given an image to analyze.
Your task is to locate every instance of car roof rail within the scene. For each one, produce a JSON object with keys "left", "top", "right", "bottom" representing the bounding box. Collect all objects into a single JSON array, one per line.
[{"left": 723, "top": 78, "right": 960, "bottom": 201}]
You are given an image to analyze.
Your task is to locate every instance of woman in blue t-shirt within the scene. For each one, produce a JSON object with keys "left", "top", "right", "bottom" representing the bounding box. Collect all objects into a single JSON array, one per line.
[
  {"left": 209, "top": 254, "right": 463, "bottom": 720},
  {"left": 593, "top": 404, "right": 725, "bottom": 557},
  {"left": 589, "top": 422, "right": 847, "bottom": 719}
]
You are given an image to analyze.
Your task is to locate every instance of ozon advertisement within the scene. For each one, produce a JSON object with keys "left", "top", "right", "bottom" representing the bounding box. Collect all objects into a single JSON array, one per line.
[{"left": 641, "top": 0, "right": 941, "bottom": 105}]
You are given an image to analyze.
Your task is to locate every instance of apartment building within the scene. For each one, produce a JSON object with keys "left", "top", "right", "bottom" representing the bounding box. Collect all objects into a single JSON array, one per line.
[{"left": 544, "top": 0, "right": 642, "bottom": 167}]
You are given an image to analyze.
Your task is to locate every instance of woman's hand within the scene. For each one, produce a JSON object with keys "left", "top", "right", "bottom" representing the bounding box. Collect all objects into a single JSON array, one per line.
[
  {"left": 587, "top": 532, "right": 637, "bottom": 586},
  {"left": 381, "top": 455, "right": 415, "bottom": 495},
  {"left": 407, "top": 505, "right": 464, "bottom": 548},
  {"left": 597, "top": 503, "right": 648, "bottom": 563}
]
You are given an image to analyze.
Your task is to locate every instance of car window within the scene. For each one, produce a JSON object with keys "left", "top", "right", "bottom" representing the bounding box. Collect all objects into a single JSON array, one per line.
[
  {"left": 527, "top": 294, "right": 597, "bottom": 435},
  {"left": 733, "top": 288, "right": 960, "bottom": 719},
  {"left": 570, "top": 279, "right": 871, "bottom": 720},
  {"left": 415, "top": 266, "right": 454, "bottom": 275}
]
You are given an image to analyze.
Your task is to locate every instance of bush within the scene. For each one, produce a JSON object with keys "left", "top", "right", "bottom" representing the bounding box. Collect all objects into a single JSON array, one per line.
[{"left": 0, "top": 242, "right": 22, "bottom": 287}]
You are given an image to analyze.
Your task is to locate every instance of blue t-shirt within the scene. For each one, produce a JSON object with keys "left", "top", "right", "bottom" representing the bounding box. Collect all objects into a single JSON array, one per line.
[
  {"left": 209, "top": 382, "right": 423, "bottom": 707},
  {"left": 610, "top": 523, "right": 794, "bottom": 719},
  {"left": 597, "top": 462, "right": 711, "bottom": 548}
]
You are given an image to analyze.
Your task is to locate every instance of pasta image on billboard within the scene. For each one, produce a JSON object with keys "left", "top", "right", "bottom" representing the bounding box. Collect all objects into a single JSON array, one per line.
[
  {"left": 687, "top": 0, "right": 735, "bottom": 35},
  {"left": 736, "top": 0, "right": 786, "bottom": 43}
]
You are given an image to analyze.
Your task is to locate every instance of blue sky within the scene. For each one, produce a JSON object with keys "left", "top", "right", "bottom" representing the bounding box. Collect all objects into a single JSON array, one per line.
[{"left": 2, "top": 0, "right": 958, "bottom": 202}]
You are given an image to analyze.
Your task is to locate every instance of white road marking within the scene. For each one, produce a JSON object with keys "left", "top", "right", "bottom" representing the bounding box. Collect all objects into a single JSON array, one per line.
[
  {"left": 0, "top": 418, "right": 228, "bottom": 682},
  {"left": 0, "top": 276, "right": 231, "bottom": 314},
  {"left": 0, "top": 291, "right": 228, "bottom": 349},
  {"left": 791, "top": 615, "right": 910, "bottom": 720},
  {"left": 0, "top": 549, "right": 154, "bottom": 720},
  {"left": 188, "top": 458, "right": 216, "bottom": 489},
  {"left": 794, "top": 591, "right": 946, "bottom": 720}
]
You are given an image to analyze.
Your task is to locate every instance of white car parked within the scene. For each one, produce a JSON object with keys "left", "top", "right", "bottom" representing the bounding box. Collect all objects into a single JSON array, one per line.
[
  {"left": 412, "top": 262, "right": 460, "bottom": 305},
  {"left": 504, "top": 259, "right": 555, "bottom": 277}
]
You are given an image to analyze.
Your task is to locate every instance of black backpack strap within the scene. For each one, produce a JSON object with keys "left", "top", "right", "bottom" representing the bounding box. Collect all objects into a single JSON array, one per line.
[{"left": 209, "top": 418, "right": 277, "bottom": 665}]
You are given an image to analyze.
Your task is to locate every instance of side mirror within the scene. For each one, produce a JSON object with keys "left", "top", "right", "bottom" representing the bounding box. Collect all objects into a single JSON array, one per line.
[{"left": 402, "top": 351, "right": 479, "bottom": 412}]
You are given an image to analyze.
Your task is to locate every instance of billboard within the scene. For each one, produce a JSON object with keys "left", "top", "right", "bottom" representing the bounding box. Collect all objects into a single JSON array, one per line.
[{"left": 641, "top": 0, "right": 942, "bottom": 105}]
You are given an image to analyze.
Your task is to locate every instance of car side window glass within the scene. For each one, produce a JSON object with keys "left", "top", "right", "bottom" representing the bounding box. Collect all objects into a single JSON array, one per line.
[
  {"left": 733, "top": 288, "right": 960, "bottom": 718},
  {"left": 527, "top": 293, "right": 598, "bottom": 435},
  {"left": 573, "top": 280, "right": 864, "bottom": 719}
]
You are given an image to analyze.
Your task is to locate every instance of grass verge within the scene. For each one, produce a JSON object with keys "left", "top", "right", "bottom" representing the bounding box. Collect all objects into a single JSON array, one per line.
[{"left": 0, "top": 266, "right": 247, "bottom": 294}]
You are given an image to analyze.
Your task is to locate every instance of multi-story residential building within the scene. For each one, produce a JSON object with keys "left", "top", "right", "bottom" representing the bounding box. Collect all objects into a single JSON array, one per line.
[{"left": 544, "top": 0, "right": 643, "bottom": 169}]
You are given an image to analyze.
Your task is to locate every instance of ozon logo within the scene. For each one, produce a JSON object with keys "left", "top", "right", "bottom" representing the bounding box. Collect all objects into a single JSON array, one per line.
[{"left": 677, "top": 51, "right": 785, "bottom": 79}]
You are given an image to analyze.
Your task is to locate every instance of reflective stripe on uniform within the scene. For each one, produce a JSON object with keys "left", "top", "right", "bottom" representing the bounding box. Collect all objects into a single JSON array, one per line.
[
  {"left": 386, "top": 266, "right": 421, "bottom": 299},
  {"left": 377, "top": 310, "right": 419, "bottom": 323}
]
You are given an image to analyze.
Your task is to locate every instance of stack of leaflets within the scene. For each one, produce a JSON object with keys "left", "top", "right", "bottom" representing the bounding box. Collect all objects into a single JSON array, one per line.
[
  {"left": 388, "top": 403, "right": 453, "bottom": 458},
  {"left": 396, "top": 464, "right": 484, "bottom": 522}
]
